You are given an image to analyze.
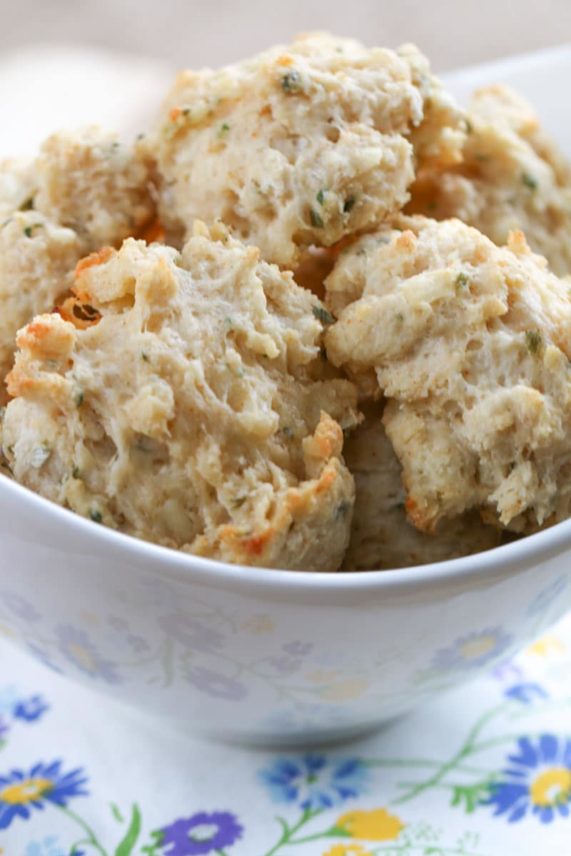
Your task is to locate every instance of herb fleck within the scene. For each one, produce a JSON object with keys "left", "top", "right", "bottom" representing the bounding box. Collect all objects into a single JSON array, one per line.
[
  {"left": 218, "top": 122, "right": 230, "bottom": 139},
  {"left": 465, "top": 118, "right": 474, "bottom": 134},
  {"left": 316, "top": 189, "right": 326, "bottom": 205},
  {"left": 525, "top": 329, "right": 543, "bottom": 354},
  {"left": 281, "top": 426, "right": 294, "bottom": 439},
  {"left": 23, "top": 223, "right": 43, "bottom": 238},
  {"left": 141, "top": 352, "right": 149, "bottom": 362},
  {"left": 232, "top": 496, "right": 247, "bottom": 509},
  {"left": 343, "top": 195, "right": 356, "bottom": 214},
  {"left": 89, "top": 509, "right": 103, "bottom": 523},
  {"left": 456, "top": 272, "right": 470, "bottom": 289},
  {"left": 281, "top": 70, "right": 302, "bottom": 94},
  {"left": 19, "top": 197, "right": 34, "bottom": 211},
  {"left": 74, "top": 390, "right": 84, "bottom": 407},
  {"left": 310, "top": 208, "right": 324, "bottom": 228},
  {"left": 336, "top": 500, "right": 351, "bottom": 519},
  {"left": 72, "top": 466, "right": 81, "bottom": 479},
  {"left": 312, "top": 305, "right": 335, "bottom": 325},
  {"left": 522, "top": 172, "right": 538, "bottom": 191}
]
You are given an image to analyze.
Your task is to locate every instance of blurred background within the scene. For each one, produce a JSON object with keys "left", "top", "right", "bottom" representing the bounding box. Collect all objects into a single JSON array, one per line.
[
  {"left": 0, "top": 0, "right": 570, "bottom": 156},
  {"left": 1, "top": 0, "right": 571, "bottom": 71}
]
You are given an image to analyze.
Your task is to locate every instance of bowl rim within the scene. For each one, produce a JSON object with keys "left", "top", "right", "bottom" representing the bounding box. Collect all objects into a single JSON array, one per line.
[{"left": 2, "top": 472, "right": 571, "bottom": 593}]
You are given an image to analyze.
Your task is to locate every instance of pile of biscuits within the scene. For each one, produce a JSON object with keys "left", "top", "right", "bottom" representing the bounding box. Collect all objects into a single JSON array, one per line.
[{"left": 1, "top": 34, "right": 570, "bottom": 572}]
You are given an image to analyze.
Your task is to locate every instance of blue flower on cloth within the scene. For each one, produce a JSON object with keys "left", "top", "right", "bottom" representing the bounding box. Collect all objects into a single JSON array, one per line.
[
  {"left": 25, "top": 836, "right": 69, "bottom": 856},
  {"left": 259, "top": 754, "right": 369, "bottom": 809},
  {"left": 432, "top": 627, "right": 513, "bottom": 672},
  {"left": 0, "top": 760, "right": 87, "bottom": 829},
  {"left": 504, "top": 683, "right": 549, "bottom": 705},
  {"left": 56, "top": 624, "right": 121, "bottom": 683},
  {"left": 13, "top": 695, "right": 49, "bottom": 722},
  {"left": 159, "top": 810, "right": 243, "bottom": 855},
  {"left": 485, "top": 735, "right": 571, "bottom": 823}
]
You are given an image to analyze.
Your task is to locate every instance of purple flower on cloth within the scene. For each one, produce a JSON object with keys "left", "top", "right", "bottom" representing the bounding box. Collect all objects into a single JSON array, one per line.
[
  {"left": 485, "top": 735, "right": 571, "bottom": 823},
  {"left": 159, "top": 613, "right": 224, "bottom": 653},
  {"left": 159, "top": 811, "right": 243, "bottom": 855},
  {"left": 13, "top": 695, "right": 49, "bottom": 722},
  {"left": 504, "top": 683, "right": 549, "bottom": 705},
  {"left": 432, "top": 627, "right": 513, "bottom": 672},
  {"left": 0, "top": 760, "right": 87, "bottom": 829},
  {"left": 56, "top": 624, "right": 121, "bottom": 683},
  {"left": 0, "top": 591, "right": 40, "bottom": 622},
  {"left": 0, "top": 717, "right": 9, "bottom": 741},
  {"left": 491, "top": 660, "right": 524, "bottom": 684},
  {"left": 185, "top": 667, "right": 247, "bottom": 701}
]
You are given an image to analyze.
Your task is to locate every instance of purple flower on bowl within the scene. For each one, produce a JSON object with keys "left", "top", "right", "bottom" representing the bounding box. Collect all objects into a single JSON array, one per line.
[
  {"left": 159, "top": 613, "right": 224, "bottom": 653},
  {"left": 432, "top": 627, "right": 513, "bottom": 672},
  {"left": 56, "top": 624, "right": 121, "bottom": 683},
  {"left": 13, "top": 695, "right": 49, "bottom": 722},
  {"left": 26, "top": 644, "right": 64, "bottom": 675},
  {"left": 267, "top": 655, "right": 302, "bottom": 675},
  {"left": 159, "top": 810, "right": 243, "bottom": 855},
  {"left": 485, "top": 735, "right": 571, "bottom": 823},
  {"left": 527, "top": 576, "right": 569, "bottom": 617},
  {"left": 185, "top": 667, "right": 247, "bottom": 701},
  {"left": 0, "top": 591, "right": 40, "bottom": 622},
  {"left": 0, "top": 716, "right": 9, "bottom": 742},
  {"left": 283, "top": 641, "right": 314, "bottom": 657}
]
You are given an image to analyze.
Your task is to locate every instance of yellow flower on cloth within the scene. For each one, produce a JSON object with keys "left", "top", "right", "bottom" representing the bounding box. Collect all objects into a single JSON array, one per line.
[
  {"left": 335, "top": 807, "right": 404, "bottom": 840},
  {"left": 323, "top": 844, "right": 373, "bottom": 856}
]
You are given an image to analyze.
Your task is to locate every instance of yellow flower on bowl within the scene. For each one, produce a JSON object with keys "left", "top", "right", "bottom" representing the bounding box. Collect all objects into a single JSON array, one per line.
[
  {"left": 322, "top": 845, "right": 373, "bottom": 856},
  {"left": 335, "top": 808, "right": 404, "bottom": 841},
  {"left": 319, "top": 677, "right": 369, "bottom": 702}
]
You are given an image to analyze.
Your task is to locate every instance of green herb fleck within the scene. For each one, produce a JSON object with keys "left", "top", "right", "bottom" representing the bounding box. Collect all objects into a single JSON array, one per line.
[
  {"left": 343, "top": 195, "right": 356, "bottom": 214},
  {"left": 74, "top": 390, "right": 84, "bottom": 407},
  {"left": 525, "top": 329, "right": 543, "bottom": 354},
  {"left": 218, "top": 122, "right": 230, "bottom": 139},
  {"left": 312, "top": 305, "right": 335, "bottom": 325},
  {"left": 522, "top": 172, "right": 538, "bottom": 191},
  {"left": 456, "top": 272, "right": 470, "bottom": 290},
  {"left": 395, "top": 312, "right": 404, "bottom": 324},
  {"left": 281, "top": 426, "right": 294, "bottom": 439},
  {"left": 465, "top": 118, "right": 474, "bottom": 134},
  {"left": 89, "top": 509, "right": 103, "bottom": 523},
  {"left": 336, "top": 500, "right": 351, "bottom": 519},
  {"left": 281, "top": 70, "right": 302, "bottom": 94},
  {"left": 23, "top": 223, "right": 43, "bottom": 238},
  {"left": 72, "top": 466, "right": 81, "bottom": 479},
  {"left": 19, "top": 196, "right": 34, "bottom": 211},
  {"left": 310, "top": 208, "right": 324, "bottom": 228},
  {"left": 232, "top": 496, "right": 247, "bottom": 509},
  {"left": 141, "top": 352, "right": 149, "bottom": 362},
  {"left": 316, "top": 189, "right": 326, "bottom": 205}
]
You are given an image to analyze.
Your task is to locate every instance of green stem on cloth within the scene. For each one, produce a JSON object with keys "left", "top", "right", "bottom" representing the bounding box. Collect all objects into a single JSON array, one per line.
[
  {"left": 58, "top": 805, "right": 109, "bottom": 856},
  {"left": 391, "top": 702, "right": 509, "bottom": 805},
  {"left": 263, "top": 807, "right": 322, "bottom": 856}
]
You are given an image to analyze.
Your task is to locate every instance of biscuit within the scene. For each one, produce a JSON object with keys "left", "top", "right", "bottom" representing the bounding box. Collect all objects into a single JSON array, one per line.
[
  {"left": 325, "top": 216, "right": 571, "bottom": 533},
  {"left": 147, "top": 33, "right": 464, "bottom": 266},
  {"left": 3, "top": 223, "right": 358, "bottom": 571}
]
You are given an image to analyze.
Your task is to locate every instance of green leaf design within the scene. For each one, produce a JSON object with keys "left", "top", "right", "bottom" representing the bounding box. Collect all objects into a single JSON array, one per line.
[
  {"left": 450, "top": 778, "right": 494, "bottom": 814},
  {"left": 110, "top": 801, "right": 124, "bottom": 823},
  {"left": 114, "top": 803, "right": 142, "bottom": 856}
]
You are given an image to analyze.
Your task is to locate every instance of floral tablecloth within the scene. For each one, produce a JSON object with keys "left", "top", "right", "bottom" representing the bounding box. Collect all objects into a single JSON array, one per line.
[{"left": 0, "top": 612, "right": 568, "bottom": 856}]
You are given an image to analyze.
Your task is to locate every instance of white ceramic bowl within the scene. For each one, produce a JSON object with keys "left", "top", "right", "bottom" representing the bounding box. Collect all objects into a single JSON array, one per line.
[
  {"left": 1, "top": 46, "right": 571, "bottom": 746},
  {"left": 0, "top": 473, "right": 570, "bottom": 746}
]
